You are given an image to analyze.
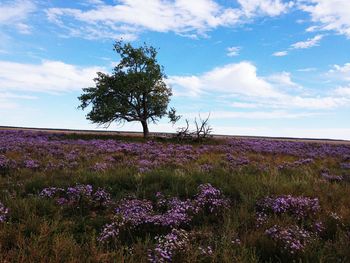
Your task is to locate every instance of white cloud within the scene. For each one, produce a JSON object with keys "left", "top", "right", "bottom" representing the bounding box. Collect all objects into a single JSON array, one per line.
[
  {"left": 297, "top": 67, "right": 317, "bottom": 72},
  {"left": 238, "top": 0, "right": 294, "bottom": 17},
  {"left": 286, "top": 96, "right": 347, "bottom": 109},
  {"left": 185, "top": 110, "right": 318, "bottom": 120},
  {"left": 169, "top": 62, "right": 283, "bottom": 98},
  {"left": 329, "top": 63, "right": 350, "bottom": 80},
  {"left": 169, "top": 62, "right": 285, "bottom": 99},
  {"left": 0, "top": 92, "right": 36, "bottom": 100},
  {"left": 85, "top": 0, "right": 105, "bottom": 6},
  {"left": 166, "top": 75, "right": 203, "bottom": 97},
  {"left": 0, "top": 99, "right": 18, "bottom": 109},
  {"left": 273, "top": 35, "right": 323, "bottom": 57},
  {"left": 299, "top": 0, "right": 350, "bottom": 38},
  {"left": 0, "top": 0, "right": 36, "bottom": 34},
  {"left": 267, "top": 71, "right": 300, "bottom": 88},
  {"left": 291, "top": 34, "right": 323, "bottom": 49},
  {"left": 334, "top": 86, "right": 350, "bottom": 97},
  {"left": 231, "top": 102, "right": 259, "bottom": 108},
  {"left": 273, "top": 51, "right": 288, "bottom": 56},
  {"left": 46, "top": 0, "right": 242, "bottom": 39},
  {"left": 331, "top": 63, "right": 350, "bottom": 74},
  {"left": 227, "top": 46, "right": 241, "bottom": 57},
  {"left": 0, "top": 60, "right": 104, "bottom": 93},
  {"left": 0, "top": 91, "right": 36, "bottom": 110},
  {"left": 169, "top": 62, "right": 349, "bottom": 110},
  {"left": 46, "top": 0, "right": 296, "bottom": 40},
  {"left": 305, "top": 25, "right": 319, "bottom": 32}
]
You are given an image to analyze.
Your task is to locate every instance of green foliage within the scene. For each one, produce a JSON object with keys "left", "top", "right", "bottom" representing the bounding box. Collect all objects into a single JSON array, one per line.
[
  {"left": 2, "top": 139, "right": 350, "bottom": 262},
  {"left": 168, "top": 107, "right": 181, "bottom": 125},
  {"left": 78, "top": 41, "right": 173, "bottom": 137}
]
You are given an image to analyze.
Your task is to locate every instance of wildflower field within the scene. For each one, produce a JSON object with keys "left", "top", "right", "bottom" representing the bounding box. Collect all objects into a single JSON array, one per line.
[{"left": 1, "top": 129, "right": 350, "bottom": 262}]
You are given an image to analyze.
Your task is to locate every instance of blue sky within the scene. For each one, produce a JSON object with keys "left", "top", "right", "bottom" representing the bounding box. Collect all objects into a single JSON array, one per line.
[{"left": 1, "top": 0, "right": 350, "bottom": 139}]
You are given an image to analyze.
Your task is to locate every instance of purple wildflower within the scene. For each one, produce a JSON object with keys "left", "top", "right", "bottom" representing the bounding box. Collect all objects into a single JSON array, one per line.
[
  {"left": 98, "top": 222, "right": 121, "bottom": 242},
  {"left": 231, "top": 238, "right": 241, "bottom": 246},
  {"left": 198, "top": 245, "right": 213, "bottom": 256},
  {"left": 148, "top": 229, "right": 190, "bottom": 263},
  {"left": 340, "top": 163, "right": 350, "bottom": 169},
  {"left": 98, "top": 184, "right": 229, "bottom": 244},
  {"left": 40, "top": 184, "right": 111, "bottom": 209},
  {"left": 256, "top": 212, "right": 268, "bottom": 228},
  {"left": 0, "top": 202, "right": 9, "bottom": 222},
  {"left": 0, "top": 155, "right": 16, "bottom": 172},
  {"left": 257, "top": 195, "right": 320, "bottom": 220},
  {"left": 193, "top": 183, "right": 230, "bottom": 214},
  {"left": 314, "top": 221, "right": 325, "bottom": 233},
  {"left": 57, "top": 197, "right": 68, "bottom": 205},
  {"left": 321, "top": 172, "right": 343, "bottom": 182},
  {"left": 66, "top": 184, "right": 93, "bottom": 201},
  {"left": 115, "top": 198, "right": 154, "bottom": 226},
  {"left": 155, "top": 198, "right": 193, "bottom": 227},
  {"left": 226, "top": 154, "right": 250, "bottom": 168},
  {"left": 279, "top": 158, "right": 314, "bottom": 169},
  {"left": 39, "top": 187, "right": 64, "bottom": 198},
  {"left": 23, "top": 159, "right": 40, "bottom": 169},
  {"left": 91, "top": 162, "right": 110, "bottom": 172},
  {"left": 93, "top": 188, "right": 111, "bottom": 206},
  {"left": 265, "top": 225, "right": 313, "bottom": 255},
  {"left": 200, "top": 164, "right": 213, "bottom": 172}
]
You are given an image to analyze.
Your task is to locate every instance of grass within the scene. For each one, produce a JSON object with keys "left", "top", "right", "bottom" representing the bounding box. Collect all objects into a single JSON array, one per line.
[{"left": 1, "top": 133, "right": 350, "bottom": 262}]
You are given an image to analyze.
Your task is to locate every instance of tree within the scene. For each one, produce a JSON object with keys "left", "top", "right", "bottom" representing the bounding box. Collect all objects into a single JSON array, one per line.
[
  {"left": 175, "top": 114, "right": 213, "bottom": 141},
  {"left": 78, "top": 41, "right": 178, "bottom": 138}
]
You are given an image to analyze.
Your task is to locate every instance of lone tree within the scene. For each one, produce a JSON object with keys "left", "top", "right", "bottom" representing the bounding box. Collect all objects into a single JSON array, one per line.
[{"left": 78, "top": 41, "right": 178, "bottom": 138}]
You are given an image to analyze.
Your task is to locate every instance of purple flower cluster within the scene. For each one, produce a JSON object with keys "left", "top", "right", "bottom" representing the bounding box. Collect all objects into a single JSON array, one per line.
[
  {"left": 227, "top": 138, "right": 350, "bottom": 158},
  {"left": 98, "top": 184, "right": 229, "bottom": 243},
  {"left": 148, "top": 229, "right": 190, "bottom": 263},
  {"left": 97, "top": 222, "right": 121, "bottom": 242},
  {"left": 39, "top": 187, "right": 64, "bottom": 198},
  {"left": 198, "top": 245, "right": 213, "bottom": 256},
  {"left": 2, "top": 130, "right": 350, "bottom": 175},
  {"left": 157, "top": 197, "right": 194, "bottom": 227},
  {"left": 257, "top": 195, "right": 320, "bottom": 220},
  {"left": 40, "top": 184, "right": 110, "bottom": 208},
  {"left": 91, "top": 162, "right": 110, "bottom": 172},
  {"left": 314, "top": 221, "right": 325, "bottom": 233},
  {"left": 23, "top": 159, "right": 40, "bottom": 169},
  {"left": 0, "top": 202, "right": 9, "bottom": 222},
  {"left": 257, "top": 195, "right": 322, "bottom": 255},
  {"left": 194, "top": 183, "right": 230, "bottom": 213},
  {"left": 231, "top": 238, "right": 241, "bottom": 246},
  {"left": 115, "top": 198, "right": 154, "bottom": 226},
  {"left": 340, "top": 163, "right": 350, "bottom": 169},
  {"left": 278, "top": 158, "right": 314, "bottom": 169},
  {"left": 0, "top": 155, "right": 16, "bottom": 173},
  {"left": 226, "top": 154, "right": 250, "bottom": 168},
  {"left": 0, "top": 130, "right": 209, "bottom": 173},
  {"left": 199, "top": 164, "right": 213, "bottom": 172},
  {"left": 265, "top": 225, "right": 313, "bottom": 254},
  {"left": 321, "top": 172, "right": 343, "bottom": 182},
  {"left": 137, "top": 159, "right": 154, "bottom": 173}
]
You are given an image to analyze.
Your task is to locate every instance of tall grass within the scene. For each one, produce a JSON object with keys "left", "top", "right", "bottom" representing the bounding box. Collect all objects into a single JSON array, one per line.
[{"left": 1, "top": 134, "right": 350, "bottom": 262}]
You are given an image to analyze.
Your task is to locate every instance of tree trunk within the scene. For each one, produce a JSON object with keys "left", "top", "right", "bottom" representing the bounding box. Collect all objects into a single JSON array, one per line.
[{"left": 141, "top": 120, "right": 149, "bottom": 138}]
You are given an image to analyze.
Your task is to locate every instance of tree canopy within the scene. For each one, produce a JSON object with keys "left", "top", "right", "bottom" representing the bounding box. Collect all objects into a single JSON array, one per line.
[{"left": 78, "top": 41, "right": 177, "bottom": 137}]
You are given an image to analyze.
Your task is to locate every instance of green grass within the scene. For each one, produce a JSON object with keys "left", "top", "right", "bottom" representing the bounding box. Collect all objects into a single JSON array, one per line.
[{"left": 1, "top": 139, "right": 350, "bottom": 262}]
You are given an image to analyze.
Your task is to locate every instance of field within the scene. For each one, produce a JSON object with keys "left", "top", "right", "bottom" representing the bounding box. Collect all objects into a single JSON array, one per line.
[{"left": 1, "top": 129, "right": 350, "bottom": 262}]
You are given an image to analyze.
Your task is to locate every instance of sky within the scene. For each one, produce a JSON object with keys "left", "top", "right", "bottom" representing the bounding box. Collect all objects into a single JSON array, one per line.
[{"left": 1, "top": 0, "right": 350, "bottom": 139}]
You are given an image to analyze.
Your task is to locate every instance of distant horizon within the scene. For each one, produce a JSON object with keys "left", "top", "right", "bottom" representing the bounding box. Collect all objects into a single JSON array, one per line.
[
  {"left": 2, "top": 124, "right": 350, "bottom": 142},
  {"left": 1, "top": 0, "right": 350, "bottom": 139}
]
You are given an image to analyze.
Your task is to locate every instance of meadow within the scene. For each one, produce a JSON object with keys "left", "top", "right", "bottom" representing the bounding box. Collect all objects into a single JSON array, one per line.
[{"left": 0, "top": 129, "right": 350, "bottom": 262}]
